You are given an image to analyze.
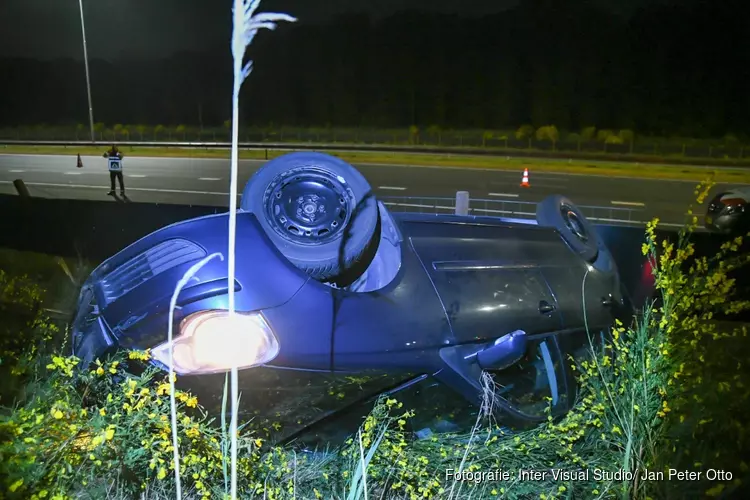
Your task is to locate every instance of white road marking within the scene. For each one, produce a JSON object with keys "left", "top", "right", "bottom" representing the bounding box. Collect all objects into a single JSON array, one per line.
[
  {"left": 659, "top": 222, "right": 692, "bottom": 228},
  {"left": 0, "top": 179, "right": 705, "bottom": 230},
  {"left": 488, "top": 192, "right": 519, "bottom": 198},
  {"left": 1, "top": 153, "right": 745, "bottom": 185},
  {"left": 64, "top": 172, "right": 82, "bottom": 175},
  {"left": 198, "top": 177, "right": 221, "bottom": 181},
  {"left": 386, "top": 203, "right": 652, "bottom": 227},
  {"left": 9, "top": 169, "right": 24, "bottom": 173},
  {"left": 379, "top": 186, "right": 407, "bottom": 191},
  {"left": 0, "top": 180, "right": 232, "bottom": 196},
  {"left": 611, "top": 200, "right": 646, "bottom": 207},
  {"left": 129, "top": 174, "right": 147, "bottom": 178},
  {"left": 472, "top": 208, "right": 536, "bottom": 216},
  {"left": 383, "top": 202, "right": 454, "bottom": 210}
]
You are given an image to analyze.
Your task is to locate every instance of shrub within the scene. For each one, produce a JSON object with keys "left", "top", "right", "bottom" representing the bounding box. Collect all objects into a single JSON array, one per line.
[
  {"left": 596, "top": 129, "right": 614, "bottom": 142},
  {"left": 535, "top": 125, "right": 559, "bottom": 144},
  {"left": 566, "top": 132, "right": 581, "bottom": 143},
  {"left": 2, "top": 181, "right": 749, "bottom": 499},
  {"left": 618, "top": 129, "right": 635, "bottom": 143},
  {"left": 581, "top": 126, "right": 596, "bottom": 141},
  {"left": 515, "top": 124, "right": 534, "bottom": 140}
]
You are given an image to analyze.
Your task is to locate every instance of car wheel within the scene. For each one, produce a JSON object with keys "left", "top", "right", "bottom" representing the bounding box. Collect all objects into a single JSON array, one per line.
[
  {"left": 241, "top": 152, "right": 380, "bottom": 284},
  {"left": 536, "top": 195, "right": 599, "bottom": 262}
]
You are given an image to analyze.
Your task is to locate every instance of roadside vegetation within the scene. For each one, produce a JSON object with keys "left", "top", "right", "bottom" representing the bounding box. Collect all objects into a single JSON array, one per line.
[
  {"left": 4, "top": 143, "right": 750, "bottom": 185},
  {"left": 6, "top": 123, "right": 750, "bottom": 183},
  {"left": 2, "top": 124, "right": 749, "bottom": 163},
  {"left": 1, "top": 182, "right": 750, "bottom": 499}
]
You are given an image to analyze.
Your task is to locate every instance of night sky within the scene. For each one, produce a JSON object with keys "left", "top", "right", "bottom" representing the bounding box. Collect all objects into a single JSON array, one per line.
[{"left": 1, "top": 0, "right": 657, "bottom": 60}]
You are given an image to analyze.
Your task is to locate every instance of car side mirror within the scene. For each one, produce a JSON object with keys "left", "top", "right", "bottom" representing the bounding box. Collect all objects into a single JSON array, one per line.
[{"left": 475, "top": 330, "right": 528, "bottom": 371}]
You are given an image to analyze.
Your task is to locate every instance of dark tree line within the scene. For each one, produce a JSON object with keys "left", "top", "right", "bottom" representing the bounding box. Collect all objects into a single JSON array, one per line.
[{"left": 1, "top": 0, "right": 748, "bottom": 137}]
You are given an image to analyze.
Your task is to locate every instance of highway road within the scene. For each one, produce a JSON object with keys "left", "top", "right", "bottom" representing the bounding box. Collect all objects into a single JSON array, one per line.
[{"left": 0, "top": 153, "right": 742, "bottom": 228}]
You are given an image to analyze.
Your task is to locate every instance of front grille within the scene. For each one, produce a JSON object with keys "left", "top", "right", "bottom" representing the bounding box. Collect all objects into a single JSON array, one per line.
[{"left": 99, "top": 239, "right": 206, "bottom": 305}]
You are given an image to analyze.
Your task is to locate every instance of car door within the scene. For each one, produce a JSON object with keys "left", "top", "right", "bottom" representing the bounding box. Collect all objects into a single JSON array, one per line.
[
  {"left": 483, "top": 335, "right": 571, "bottom": 424},
  {"left": 406, "top": 221, "right": 567, "bottom": 344},
  {"left": 542, "top": 262, "right": 620, "bottom": 334}
]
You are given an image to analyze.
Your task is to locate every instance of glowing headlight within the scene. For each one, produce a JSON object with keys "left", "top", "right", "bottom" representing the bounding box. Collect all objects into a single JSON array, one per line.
[{"left": 151, "top": 310, "right": 280, "bottom": 375}]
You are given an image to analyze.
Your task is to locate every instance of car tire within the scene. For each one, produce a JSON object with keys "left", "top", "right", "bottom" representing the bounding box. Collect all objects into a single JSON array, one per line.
[
  {"left": 241, "top": 152, "right": 380, "bottom": 283},
  {"left": 536, "top": 195, "right": 599, "bottom": 262}
]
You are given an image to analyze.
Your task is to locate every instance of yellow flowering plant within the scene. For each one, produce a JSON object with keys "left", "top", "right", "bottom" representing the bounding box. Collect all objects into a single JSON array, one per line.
[
  {"left": 3, "top": 178, "right": 750, "bottom": 499},
  {"left": 639, "top": 178, "right": 750, "bottom": 499}
]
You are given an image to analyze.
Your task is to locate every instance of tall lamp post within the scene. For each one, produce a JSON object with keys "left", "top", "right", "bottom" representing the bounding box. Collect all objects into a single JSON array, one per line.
[{"left": 78, "top": 0, "right": 95, "bottom": 142}]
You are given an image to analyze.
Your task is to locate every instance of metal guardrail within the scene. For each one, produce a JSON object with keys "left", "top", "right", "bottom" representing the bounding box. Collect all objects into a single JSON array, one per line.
[
  {"left": 0, "top": 139, "right": 529, "bottom": 159},
  {"left": 0, "top": 140, "right": 263, "bottom": 149},
  {"left": 379, "top": 195, "right": 648, "bottom": 226},
  {"left": 0, "top": 140, "right": 747, "bottom": 168}
]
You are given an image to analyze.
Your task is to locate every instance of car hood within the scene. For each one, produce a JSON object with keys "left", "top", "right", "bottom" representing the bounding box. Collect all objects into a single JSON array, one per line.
[{"left": 81, "top": 211, "right": 308, "bottom": 346}]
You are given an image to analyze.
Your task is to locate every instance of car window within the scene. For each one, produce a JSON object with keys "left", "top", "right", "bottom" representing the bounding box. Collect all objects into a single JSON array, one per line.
[
  {"left": 487, "top": 338, "right": 568, "bottom": 418},
  {"left": 287, "top": 374, "right": 482, "bottom": 452}
]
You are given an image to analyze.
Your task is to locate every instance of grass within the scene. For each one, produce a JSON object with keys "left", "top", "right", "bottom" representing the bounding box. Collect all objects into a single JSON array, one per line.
[
  {"left": 3, "top": 144, "right": 750, "bottom": 183},
  {"left": 2, "top": 184, "right": 750, "bottom": 499},
  {"left": 0, "top": 249, "right": 92, "bottom": 316}
]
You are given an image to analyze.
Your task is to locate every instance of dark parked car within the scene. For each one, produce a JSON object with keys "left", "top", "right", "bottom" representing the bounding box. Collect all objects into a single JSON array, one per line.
[
  {"left": 705, "top": 188, "right": 750, "bottom": 235},
  {"left": 71, "top": 152, "right": 630, "bottom": 449}
]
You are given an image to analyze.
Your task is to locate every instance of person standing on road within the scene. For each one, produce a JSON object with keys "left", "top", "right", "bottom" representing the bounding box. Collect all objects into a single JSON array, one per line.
[{"left": 103, "top": 145, "right": 125, "bottom": 196}]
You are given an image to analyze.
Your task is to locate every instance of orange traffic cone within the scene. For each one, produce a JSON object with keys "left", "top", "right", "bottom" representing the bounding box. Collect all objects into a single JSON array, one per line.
[
  {"left": 76, "top": 153, "right": 83, "bottom": 168},
  {"left": 520, "top": 168, "right": 530, "bottom": 187}
]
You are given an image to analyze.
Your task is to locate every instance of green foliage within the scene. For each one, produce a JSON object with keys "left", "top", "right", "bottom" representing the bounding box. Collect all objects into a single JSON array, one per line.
[
  {"left": 135, "top": 125, "right": 147, "bottom": 140},
  {"left": 176, "top": 125, "right": 187, "bottom": 140},
  {"left": 618, "top": 129, "right": 635, "bottom": 143},
  {"left": 481, "top": 130, "right": 493, "bottom": 147},
  {"left": 724, "top": 133, "right": 739, "bottom": 144},
  {"left": 515, "top": 124, "right": 534, "bottom": 140},
  {"left": 1, "top": 192, "right": 749, "bottom": 498},
  {"left": 638, "top": 180, "right": 750, "bottom": 498},
  {"left": 581, "top": 126, "right": 597, "bottom": 140},
  {"left": 566, "top": 132, "right": 581, "bottom": 143},
  {"left": 535, "top": 125, "right": 559, "bottom": 144},
  {"left": 605, "top": 134, "right": 624, "bottom": 145},
  {"left": 408, "top": 125, "right": 419, "bottom": 145},
  {"left": 427, "top": 125, "right": 442, "bottom": 145},
  {"left": 596, "top": 129, "right": 614, "bottom": 142}
]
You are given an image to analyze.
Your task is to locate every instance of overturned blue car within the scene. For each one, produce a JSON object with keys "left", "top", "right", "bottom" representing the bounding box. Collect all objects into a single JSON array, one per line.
[{"left": 71, "top": 152, "right": 631, "bottom": 450}]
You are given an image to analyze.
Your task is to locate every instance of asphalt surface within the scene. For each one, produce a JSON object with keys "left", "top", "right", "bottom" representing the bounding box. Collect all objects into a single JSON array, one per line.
[{"left": 0, "top": 153, "right": 743, "bottom": 227}]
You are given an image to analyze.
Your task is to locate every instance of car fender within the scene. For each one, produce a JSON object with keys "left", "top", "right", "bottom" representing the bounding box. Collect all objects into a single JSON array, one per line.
[{"left": 86, "top": 211, "right": 309, "bottom": 349}]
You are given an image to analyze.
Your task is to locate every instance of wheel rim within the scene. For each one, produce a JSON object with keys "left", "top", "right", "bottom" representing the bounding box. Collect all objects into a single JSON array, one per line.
[
  {"left": 263, "top": 166, "right": 354, "bottom": 245},
  {"left": 560, "top": 205, "right": 588, "bottom": 242}
]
